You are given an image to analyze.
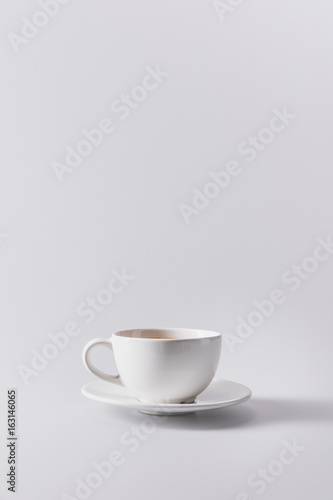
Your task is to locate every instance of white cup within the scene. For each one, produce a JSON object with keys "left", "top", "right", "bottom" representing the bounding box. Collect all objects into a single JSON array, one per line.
[{"left": 82, "top": 328, "right": 222, "bottom": 404}]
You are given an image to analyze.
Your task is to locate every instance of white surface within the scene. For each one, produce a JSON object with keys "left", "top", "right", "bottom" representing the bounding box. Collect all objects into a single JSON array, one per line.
[
  {"left": 81, "top": 378, "right": 252, "bottom": 414},
  {"left": 0, "top": 0, "right": 333, "bottom": 499}
]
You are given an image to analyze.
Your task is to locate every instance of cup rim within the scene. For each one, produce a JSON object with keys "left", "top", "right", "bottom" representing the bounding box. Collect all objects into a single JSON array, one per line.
[{"left": 113, "top": 328, "right": 222, "bottom": 340}]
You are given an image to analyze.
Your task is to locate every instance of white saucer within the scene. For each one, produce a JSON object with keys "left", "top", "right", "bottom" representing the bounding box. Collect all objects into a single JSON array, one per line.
[{"left": 81, "top": 379, "right": 252, "bottom": 416}]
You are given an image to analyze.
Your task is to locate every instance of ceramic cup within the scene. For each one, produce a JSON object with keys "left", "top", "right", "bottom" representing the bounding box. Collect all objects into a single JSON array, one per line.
[{"left": 82, "top": 328, "right": 222, "bottom": 404}]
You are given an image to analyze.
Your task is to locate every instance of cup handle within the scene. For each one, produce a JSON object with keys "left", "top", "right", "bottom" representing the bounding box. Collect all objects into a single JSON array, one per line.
[{"left": 82, "top": 337, "right": 122, "bottom": 385}]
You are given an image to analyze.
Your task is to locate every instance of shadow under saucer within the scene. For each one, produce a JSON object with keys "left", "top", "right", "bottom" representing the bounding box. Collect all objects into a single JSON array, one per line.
[{"left": 106, "top": 397, "right": 333, "bottom": 431}]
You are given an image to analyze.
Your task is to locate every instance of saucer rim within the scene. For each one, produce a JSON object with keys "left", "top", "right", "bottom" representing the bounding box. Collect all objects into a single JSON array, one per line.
[{"left": 81, "top": 378, "right": 252, "bottom": 413}]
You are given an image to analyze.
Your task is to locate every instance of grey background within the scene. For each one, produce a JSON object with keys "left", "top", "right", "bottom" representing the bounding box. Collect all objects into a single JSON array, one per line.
[{"left": 1, "top": 0, "right": 333, "bottom": 499}]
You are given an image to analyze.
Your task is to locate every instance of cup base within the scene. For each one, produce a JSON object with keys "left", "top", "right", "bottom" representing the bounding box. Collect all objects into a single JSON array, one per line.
[
  {"left": 139, "top": 408, "right": 193, "bottom": 416},
  {"left": 137, "top": 396, "right": 196, "bottom": 405}
]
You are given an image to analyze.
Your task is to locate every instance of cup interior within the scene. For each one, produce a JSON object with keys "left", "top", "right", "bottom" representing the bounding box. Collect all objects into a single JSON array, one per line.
[{"left": 115, "top": 328, "right": 221, "bottom": 340}]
